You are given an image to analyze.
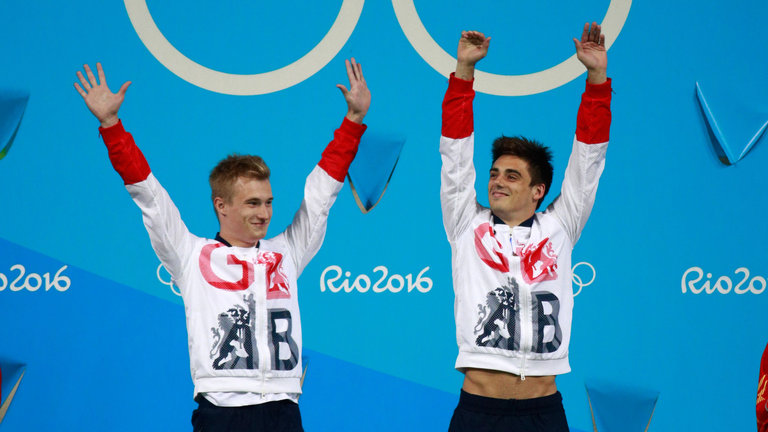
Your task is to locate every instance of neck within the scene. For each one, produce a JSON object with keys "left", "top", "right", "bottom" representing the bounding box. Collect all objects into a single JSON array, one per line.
[
  {"left": 495, "top": 211, "right": 535, "bottom": 228},
  {"left": 218, "top": 232, "right": 258, "bottom": 248}
]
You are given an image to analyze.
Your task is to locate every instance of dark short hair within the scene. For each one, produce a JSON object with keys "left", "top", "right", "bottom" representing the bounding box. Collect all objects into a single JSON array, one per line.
[
  {"left": 491, "top": 136, "right": 553, "bottom": 209},
  {"left": 209, "top": 154, "right": 270, "bottom": 208}
]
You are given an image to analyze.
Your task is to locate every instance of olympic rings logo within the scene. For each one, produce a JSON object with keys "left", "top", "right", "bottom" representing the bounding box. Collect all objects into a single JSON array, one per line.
[
  {"left": 124, "top": 0, "right": 631, "bottom": 96},
  {"left": 157, "top": 263, "right": 181, "bottom": 297},
  {"left": 572, "top": 261, "right": 596, "bottom": 297}
]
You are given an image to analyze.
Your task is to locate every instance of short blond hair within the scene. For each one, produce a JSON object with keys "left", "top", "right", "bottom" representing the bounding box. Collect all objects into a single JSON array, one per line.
[{"left": 209, "top": 154, "right": 270, "bottom": 209}]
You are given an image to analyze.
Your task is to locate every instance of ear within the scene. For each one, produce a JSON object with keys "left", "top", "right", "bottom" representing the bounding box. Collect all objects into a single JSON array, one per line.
[
  {"left": 213, "top": 196, "right": 227, "bottom": 217},
  {"left": 532, "top": 183, "right": 546, "bottom": 201}
]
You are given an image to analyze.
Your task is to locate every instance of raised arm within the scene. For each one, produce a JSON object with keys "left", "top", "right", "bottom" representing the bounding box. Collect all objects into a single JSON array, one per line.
[
  {"left": 284, "top": 59, "right": 369, "bottom": 274},
  {"left": 440, "top": 31, "right": 489, "bottom": 240},
  {"left": 73, "top": 63, "right": 147, "bottom": 184},
  {"left": 74, "top": 64, "right": 193, "bottom": 283},
  {"left": 548, "top": 23, "right": 612, "bottom": 243}
]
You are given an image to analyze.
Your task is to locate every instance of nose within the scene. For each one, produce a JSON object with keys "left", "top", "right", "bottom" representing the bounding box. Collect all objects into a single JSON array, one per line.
[{"left": 256, "top": 205, "right": 269, "bottom": 220}]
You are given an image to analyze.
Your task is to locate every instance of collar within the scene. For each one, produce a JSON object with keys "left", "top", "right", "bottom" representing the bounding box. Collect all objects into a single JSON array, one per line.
[
  {"left": 215, "top": 233, "right": 259, "bottom": 249},
  {"left": 491, "top": 214, "right": 535, "bottom": 228}
]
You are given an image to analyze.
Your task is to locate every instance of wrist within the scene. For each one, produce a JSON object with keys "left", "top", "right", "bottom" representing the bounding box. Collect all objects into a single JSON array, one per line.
[
  {"left": 455, "top": 62, "right": 476, "bottom": 81},
  {"left": 345, "top": 111, "right": 364, "bottom": 124},
  {"left": 100, "top": 115, "right": 119, "bottom": 129},
  {"left": 586, "top": 69, "right": 607, "bottom": 85}
]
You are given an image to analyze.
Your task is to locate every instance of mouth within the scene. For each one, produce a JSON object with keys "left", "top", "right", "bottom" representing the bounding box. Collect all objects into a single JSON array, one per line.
[{"left": 490, "top": 190, "right": 508, "bottom": 198}]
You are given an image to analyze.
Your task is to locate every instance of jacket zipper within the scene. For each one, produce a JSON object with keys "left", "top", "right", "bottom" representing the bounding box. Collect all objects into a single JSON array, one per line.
[
  {"left": 254, "top": 248, "right": 269, "bottom": 399},
  {"left": 510, "top": 231, "right": 532, "bottom": 380}
]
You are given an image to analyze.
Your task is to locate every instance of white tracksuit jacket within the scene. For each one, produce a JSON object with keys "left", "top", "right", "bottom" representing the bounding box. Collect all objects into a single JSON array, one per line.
[
  {"left": 100, "top": 118, "right": 365, "bottom": 398},
  {"left": 440, "top": 74, "right": 612, "bottom": 378}
]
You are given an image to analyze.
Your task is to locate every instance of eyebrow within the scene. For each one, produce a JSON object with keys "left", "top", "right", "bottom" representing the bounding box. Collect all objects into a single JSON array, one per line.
[
  {"left": 490, "top": 168, "right": 523, "bottom": 176},
  {"left": 245, "top": 196, "right": 274, "bottom": 203}
]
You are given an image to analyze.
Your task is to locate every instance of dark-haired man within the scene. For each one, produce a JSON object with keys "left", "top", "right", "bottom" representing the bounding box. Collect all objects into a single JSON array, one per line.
[
  {"left": 75, "top": 59, "right": 370, "bottom": 432},
  {"left": 440, "top": 24, "right": 612, "bottom": 431}
]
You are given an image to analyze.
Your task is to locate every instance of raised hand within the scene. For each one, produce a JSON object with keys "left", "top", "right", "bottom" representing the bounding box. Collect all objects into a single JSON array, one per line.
[
  {"left": 456, "top": 31, "right": 490, "bottom": 80},
  {"left": 74, "top": 63, "right": 131, "bottom": 128},
  {"left": 336, "top": 58, "right": 370, "bottom": 124},
  {"left": 573, "top": 23, "right": 607, "bottom": 84}
]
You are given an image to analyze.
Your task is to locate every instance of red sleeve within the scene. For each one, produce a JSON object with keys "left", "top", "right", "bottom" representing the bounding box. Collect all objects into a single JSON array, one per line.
[
  {"left": 441, "top": 73, "right": 475, "bottom": 139},
  {"left": 758, "top": 343, "right": 768, "bottom": 432},
  {"left": 576, "top": 78, "right": 612, "bottom": 144},
  {"left": 99, "top": 120, "right": 151, "bottom": 185},
  {"left": 317, "top": 117, "right": 367, "bottom": 182}
]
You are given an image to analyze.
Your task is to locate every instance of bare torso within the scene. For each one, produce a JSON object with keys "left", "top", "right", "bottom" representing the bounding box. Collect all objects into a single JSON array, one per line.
[{"left": 462, "top": 368, "right": 557, "bottom": 399}]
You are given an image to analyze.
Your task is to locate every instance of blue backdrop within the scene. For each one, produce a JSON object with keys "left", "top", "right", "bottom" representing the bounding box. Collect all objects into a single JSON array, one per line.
[{"left": 1, "top": 1, "right": 767, "bottom": 431}]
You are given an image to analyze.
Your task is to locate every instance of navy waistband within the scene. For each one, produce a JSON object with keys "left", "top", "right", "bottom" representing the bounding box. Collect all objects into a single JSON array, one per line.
[{"left": 457, "top": 389, "right": 564, "bottom": 416}]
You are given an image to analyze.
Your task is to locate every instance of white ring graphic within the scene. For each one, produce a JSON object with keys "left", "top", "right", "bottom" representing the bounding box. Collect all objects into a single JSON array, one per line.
[
  {"left": 157, "top": 263, "right": 181, "bottom": 297},
  {"left": 392, "top": 0, "right": 632, "bottom": 96},
  {"left": 124, "top": 0, "right": 364, "bottom": 95},
  {"left": 572, "top": 262, "right": 596, "bottom": 297}
]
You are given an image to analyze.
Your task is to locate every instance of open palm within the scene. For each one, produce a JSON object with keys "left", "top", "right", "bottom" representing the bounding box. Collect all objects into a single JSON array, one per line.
[
  {"left": 74, "top": 63, "right": 131, "bottom": 128},
  {"left": 574, "top": 23, "right": 607, "bottom": 72}
]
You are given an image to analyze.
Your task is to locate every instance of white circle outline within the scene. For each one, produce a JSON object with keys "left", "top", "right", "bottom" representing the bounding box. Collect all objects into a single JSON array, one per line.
[
  {"left": 124, "top": 0, "right": 364, "bottom": 95},
  {"left": 572, "top": 262, "right": 596, "bottom": 297},
  {"left": 156, "top": 263, "right": 181, "bottom": 297},
  {"left": 392, "top": 0, "right": 632, "bottom": 96}
]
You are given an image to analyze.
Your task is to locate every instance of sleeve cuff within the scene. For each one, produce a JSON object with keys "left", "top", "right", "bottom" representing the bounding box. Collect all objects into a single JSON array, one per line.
[
  {"left": 449, "top": 73, "right": 475, "bottom": 93},
  {"left": 99, "top": 119, "right": 126, "bottom": 142},
  {"left": 585, "top": 78, "right": 612, "bottom": 98},
  {"left": 340, "top": 117, "right": 367, "bottom": 137}
]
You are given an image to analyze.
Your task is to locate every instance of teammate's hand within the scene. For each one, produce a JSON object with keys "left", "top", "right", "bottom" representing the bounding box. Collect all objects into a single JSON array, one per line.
[
  {"left": 74, "top": 63, "right": 131, "bottom": 128},
  {"left": 337, "top": 58, "right": 370, "bottom": 124},
  {"left": 573, "top": 23, "right": 607, "bottom": 84},
  {"left": 457, "top": 31, "right": 490, "bottom": 66},
  {"left": 455, "top": 31, "right": 490, "bottom": 80}
]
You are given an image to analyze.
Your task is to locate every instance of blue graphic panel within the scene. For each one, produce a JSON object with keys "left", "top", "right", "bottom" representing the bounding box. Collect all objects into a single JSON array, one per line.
[
  {"left": 586, "top": 380, "right": 659, "bottom": 431},
  {"left": 348, "top": 130, "right": 405, "bottom": 212},
  {"left": 0, "top": 361, "right": 24, "bottom": 423},
  {"left": 0, "top": 91, "right": 28, "bottom": 161},
  {"left": 696, "top": 81, "right": 768, "bottom": 164}
]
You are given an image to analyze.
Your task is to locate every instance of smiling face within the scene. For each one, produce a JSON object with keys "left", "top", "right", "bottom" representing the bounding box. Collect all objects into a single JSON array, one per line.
[
  {"left": 488, "top": 155, "right": 545, "bottom": 226},
  {"left": 215, "top": 176, "right": 273, "bottom": 247}
]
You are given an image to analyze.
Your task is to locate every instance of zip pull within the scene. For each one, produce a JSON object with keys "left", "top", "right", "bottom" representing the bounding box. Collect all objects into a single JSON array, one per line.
[
  {"left": 261, "top": 373, "right": 266, "bottom": 399},
  {"left": 521, "top": 372, "right": 526, "bottom": 381},
  {"left": 509, "top": 232, "right": 518, "bottom": 256}
]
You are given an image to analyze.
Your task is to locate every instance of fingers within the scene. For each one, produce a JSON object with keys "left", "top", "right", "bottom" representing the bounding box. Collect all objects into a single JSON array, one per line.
[
  {"left": 97, "top": 62, "right": 107, "bottom": 86},
  {"left": 461, "top": 30, "right": 488, "bottom": 46},
  {"left": 117, "top": 81, "right": 132, "bottom": 97},
  {"left": 350, "top": 58, "right": 360, "bottom": 82},
  {"left": 343, "top": 58, "right": 365, "bottom": 88},
  {"left": 352, "top": 58, "right": 364, "bottom": 84},
  {"left": 462, "top": 30, "right": 486, "bottom": 40},
  {"left": 76, "top": 70, "right": 91, "bottom": 91},
  {"left": 336, "top": 84, "right": 349, "bottom": 97},
  {"left": 590, "top": 22, "right": 601, "bottom": 43},
  {"left": 344, "top": 58, "right": 355, "bottom": 84},
  {"left": 580, "top": 22, "right": 603, "bottom": 44},
  {"left": 73, "top": 82, "right": 87, "bottom": 98},
  {"left": 573, "top": 38, "right": 582, "bottom": 53},
  {"left": 84, "top": 64, "right": 98, "bottom": 87}
]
